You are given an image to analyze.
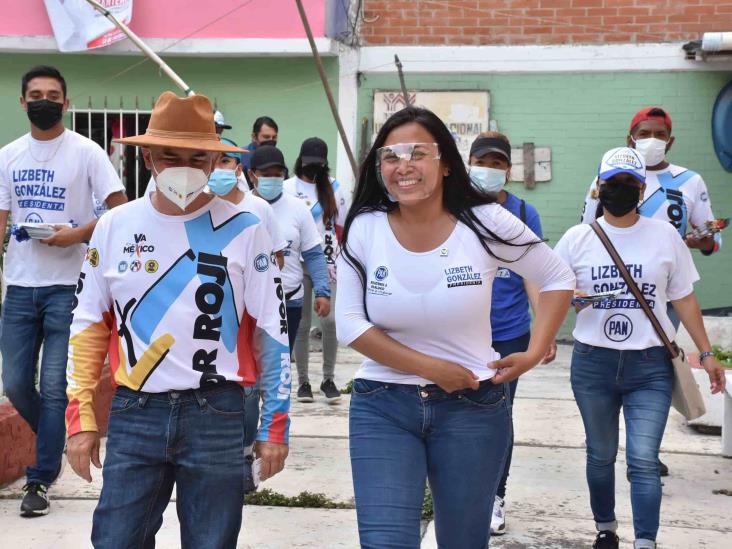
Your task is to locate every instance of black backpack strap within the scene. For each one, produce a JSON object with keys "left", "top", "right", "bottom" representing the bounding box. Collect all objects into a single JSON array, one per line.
[{"left": 520, "top": 199, "right": 527, "bottom": 223}]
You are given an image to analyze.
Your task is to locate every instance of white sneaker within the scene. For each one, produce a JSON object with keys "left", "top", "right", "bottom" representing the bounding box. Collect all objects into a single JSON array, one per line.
[{"left": 490, "top": 496, "right": 506, "bottom": 535}]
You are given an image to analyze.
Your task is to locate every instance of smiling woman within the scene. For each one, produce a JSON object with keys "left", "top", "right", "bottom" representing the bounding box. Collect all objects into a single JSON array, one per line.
[{"left": 335, "top": 106, "right": 575, "bottom": 548}]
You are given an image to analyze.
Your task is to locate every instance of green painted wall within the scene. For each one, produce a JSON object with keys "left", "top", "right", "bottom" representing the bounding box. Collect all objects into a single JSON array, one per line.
[
  {"left": 0, "top": 53, "right": 339, "bottom": 174},
  {"left": 357, "top": 71, "right": 732, "bottom": 338}
]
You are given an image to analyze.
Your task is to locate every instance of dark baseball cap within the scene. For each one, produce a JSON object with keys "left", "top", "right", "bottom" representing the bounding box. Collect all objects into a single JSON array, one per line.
[
  {"left": 300, "top": 137, "right": 328, "bottom": 165},
  {"left": 251, "top": 145, "right": 287, "bottom": 171},
  {"left": 469, "top": 136, "right": 512, "bottom": 162}
]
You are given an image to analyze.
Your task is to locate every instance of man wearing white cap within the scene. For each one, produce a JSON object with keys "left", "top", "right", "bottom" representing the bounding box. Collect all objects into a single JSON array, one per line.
[
  {"left": 65, "top": 91, "right": 291, "bottom": 547},
  {"left": 214, "top": 109, "right": 232, "bottom": 136}
]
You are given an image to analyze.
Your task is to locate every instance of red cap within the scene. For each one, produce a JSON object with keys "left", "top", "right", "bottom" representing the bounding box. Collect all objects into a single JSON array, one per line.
[{"left": 629, "top": 107, "right": 672, "bottom": 133}]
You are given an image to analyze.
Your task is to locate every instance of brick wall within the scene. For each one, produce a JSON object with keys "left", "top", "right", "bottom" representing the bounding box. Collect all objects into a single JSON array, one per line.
[{"left": 361, "top": 0, "right": 732, "bottom": 46}]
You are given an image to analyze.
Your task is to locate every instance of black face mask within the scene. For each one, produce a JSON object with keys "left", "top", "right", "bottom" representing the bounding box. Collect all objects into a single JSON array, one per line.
[
  {"left": 26, "top": 99, "right": 64, "bottom": 130},
  {"left": 302, "top": 165, "right": 322, "bottom": 180},
  {"left": 599, "top": 182, "right": 641, "bottom": 217}
]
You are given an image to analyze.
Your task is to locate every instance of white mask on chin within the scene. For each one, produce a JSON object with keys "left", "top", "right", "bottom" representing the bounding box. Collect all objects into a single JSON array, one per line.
[{"left": 152, "top": 159, "right": 210, "bottom": 210}]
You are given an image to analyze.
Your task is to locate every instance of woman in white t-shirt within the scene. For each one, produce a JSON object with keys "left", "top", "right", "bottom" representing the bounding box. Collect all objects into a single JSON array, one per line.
[
  {"left": 554, "top": 147, "right": 726, "bottom": 549},
  {"left": 335, "top": 107, "right": 575, "bottom": 548},
  {"left": 284, "top": 137, "right": 349, "bottom": 404}
]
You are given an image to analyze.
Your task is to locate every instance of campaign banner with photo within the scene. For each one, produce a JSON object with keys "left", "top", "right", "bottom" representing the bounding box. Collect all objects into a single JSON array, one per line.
[{"left": 44, "top": 0, "right": 133, "bottom": 52}]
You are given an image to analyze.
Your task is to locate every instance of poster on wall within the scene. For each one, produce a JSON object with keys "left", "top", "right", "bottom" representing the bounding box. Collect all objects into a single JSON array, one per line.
[
  {"left": 44, "top": 0, "right": 133, "bottom": 52},
  {"left": 373, "top": 91, "right": 490, "bottom": 162}
]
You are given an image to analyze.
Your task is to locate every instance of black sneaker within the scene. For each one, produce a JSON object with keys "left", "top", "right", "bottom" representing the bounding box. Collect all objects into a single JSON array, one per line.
[
  {"left": 593, "top": 531, "right": 619, "bottom": 549},
  {"left": 658, "top": 459, "right": 669, "bottom": 477},
  {"left": 297, "top": 382, "right": 314, "bottom": 403},
  {"left": 20, "top": 483, "right": 50, "bottom": 517},
  {"left": 243, "top": 454, "right": 257, "bottom": 494},
  {"left": 320, "top": 379, "right": 342, "bottom": 403}
]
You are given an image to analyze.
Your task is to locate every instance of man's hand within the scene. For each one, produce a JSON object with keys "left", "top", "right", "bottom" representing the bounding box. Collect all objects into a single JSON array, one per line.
[
  {"left": 41, "top": 226, "right": 84, "bottom": 248},
  {"left": 67, "top": 431, "right": 102, "bottom": 482},
  {"left": 314, "top": 297, "right": 331, "bottom": 318},
  {"left": 685, "top": 234, "right": 715, "bottom": 253},
  {"left": 541, "top": 341, "right": 558, "bottom": 365},
  {"left": 254, "top": 441, "right": 289, "bottom": 481},
  {"left": 701, "top": 356, "right": 727, "bottom": 395}
]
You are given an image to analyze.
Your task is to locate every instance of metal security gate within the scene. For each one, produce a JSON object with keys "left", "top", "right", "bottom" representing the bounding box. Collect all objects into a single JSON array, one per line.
[{"left": 69, "top": 99, "right": 153, "bottom": 200}]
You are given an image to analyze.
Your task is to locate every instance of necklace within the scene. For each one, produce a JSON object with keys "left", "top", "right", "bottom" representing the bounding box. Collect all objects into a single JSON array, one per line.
[{"left": 27, "top": 131, "right": 67, "bottom": 164}]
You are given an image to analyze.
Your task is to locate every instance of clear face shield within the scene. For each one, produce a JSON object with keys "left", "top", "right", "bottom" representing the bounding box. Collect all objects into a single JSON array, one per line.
[{"left": 375, "top": 142, "right": 442, "bottom": 202}]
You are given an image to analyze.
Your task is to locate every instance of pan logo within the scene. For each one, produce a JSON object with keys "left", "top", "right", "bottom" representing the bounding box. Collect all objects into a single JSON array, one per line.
[
  {"left": 604, "top": 314, "right": 633, "bottom": 342},
  {"left": 254, "top": 253, "right": 270, "bottom": 272},
  {"left": 374, "top": 266, "right": 389, "bottom": 281}
]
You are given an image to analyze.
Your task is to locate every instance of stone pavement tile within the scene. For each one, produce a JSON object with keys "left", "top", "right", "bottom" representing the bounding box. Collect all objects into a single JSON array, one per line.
[
  {"left": 290, "top": 395, "right": 350, "bottom": 438},
  {"left": 0, "top": 500, "right": 359, "bottom": 549}
]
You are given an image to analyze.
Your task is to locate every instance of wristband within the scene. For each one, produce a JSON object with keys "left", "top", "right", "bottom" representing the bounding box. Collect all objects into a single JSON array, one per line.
[{"left": 699, "top": 351, "right": 715, "bottom": 364}]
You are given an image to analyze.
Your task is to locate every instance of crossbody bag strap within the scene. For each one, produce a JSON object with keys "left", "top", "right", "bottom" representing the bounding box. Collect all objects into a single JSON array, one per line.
[{"left": 589, "top": 221, "right": 679, "bottom": 358}]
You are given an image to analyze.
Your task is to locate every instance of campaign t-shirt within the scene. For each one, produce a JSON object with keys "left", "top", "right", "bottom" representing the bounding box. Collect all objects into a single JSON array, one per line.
[
  {"left": 0, "top": 130, "right": 124, "bottom": 286},
  {"left": 491, "top": 193, "right": 543, "bottom": 342},
  {"left": 580, "top": 164, "right": 720, "bottom": 252},
  {"left": 267, "top": 193, "right": 322, "bottom": 301},
  {"left": 283, "top": 176, "right": 349, "bottom": 271},
  {"left": 66, "top": 193, "right": 291, "bottom": 443},
  {"left": 335, "top": 204, "right": 575, "bottom": 385},
  {"left": 554, "top": 216, "right": 698, "bottom": 350},
  {"left": 145, "top": 176, "right": 287, "bottom": 252}
]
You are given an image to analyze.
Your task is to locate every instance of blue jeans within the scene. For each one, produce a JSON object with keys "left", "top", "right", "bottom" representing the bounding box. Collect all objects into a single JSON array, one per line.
[
  {"left": 243, "top": 304, "right": 300, "bottom": 449},
  {"left": 571, "top": 341, "right": 673, "bottom": 543},
  {"left": 92, "top": 383, "right": 247, "bottom": 549},
  {"left": 0, "top": 284, "right": 75, "bottom": 485},
  {"left": 350, "top": 378, "right": 511, "bottom": 549},
  {"left": 492, "top": 331, "right": 530, "bottom": 499}
]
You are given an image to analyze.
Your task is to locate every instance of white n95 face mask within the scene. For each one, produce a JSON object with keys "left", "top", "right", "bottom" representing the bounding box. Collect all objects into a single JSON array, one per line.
[
  {"left": 632, "top": 137, "right": 667, "bottom": 167},
  {"left": 153, "top": 162, "right": 210, "bottom": 211}
]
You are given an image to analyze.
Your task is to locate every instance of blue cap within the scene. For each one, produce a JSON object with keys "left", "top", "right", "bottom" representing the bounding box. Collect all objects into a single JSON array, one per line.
[{"left": 220, "top": 137, "right": 241, "bottom": 160}]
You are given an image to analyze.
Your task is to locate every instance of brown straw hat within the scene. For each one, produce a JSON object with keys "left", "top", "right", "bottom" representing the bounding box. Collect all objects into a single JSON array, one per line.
[{"left": 114, "top": 92, "right": 246, "bottom": 153}]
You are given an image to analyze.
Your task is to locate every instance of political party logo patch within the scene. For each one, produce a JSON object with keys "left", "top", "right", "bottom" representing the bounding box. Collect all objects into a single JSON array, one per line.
[
  {"left": 130, "top": 260, "right": 142, "bottom": 273},
  {"left": 374, "top": 266, "right": 389, "bottom": 281},
  {"left": 604, "top": 313, "right": 633, "bottom": 342},
  {"left": 123, "top": 233, "right": 155, "bottom": 258},
  {"left": 118, "top": 261, "right": 128, "bottom": 273},
  {"left": 145, "top": 260, "right": 159, "bottom": 274},
  {"left": 254, "top": 253, "right": 270, "bottom": 272},
  {"left": 24, "top": 212, "right": 43, "bottom": 223},
  {"left": 87, "top": 248, "right": 99, "bottom": 268}
]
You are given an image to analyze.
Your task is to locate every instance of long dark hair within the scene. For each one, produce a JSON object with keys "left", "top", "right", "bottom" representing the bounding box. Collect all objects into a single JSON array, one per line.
[
  {"left": 294, "top": 157, "right": 338, "bottom": 225},
  {"left": 340, "top": 107, "right": 539, "bottom": 314}
]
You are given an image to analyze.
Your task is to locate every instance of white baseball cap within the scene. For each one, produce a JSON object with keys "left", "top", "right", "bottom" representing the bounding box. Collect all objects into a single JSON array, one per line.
[
  {"left": 213, "top": 110, "right": 232, "bottom": 130},
  {"left": 598, "top": 146, "right": 646, "bottom": 184}
]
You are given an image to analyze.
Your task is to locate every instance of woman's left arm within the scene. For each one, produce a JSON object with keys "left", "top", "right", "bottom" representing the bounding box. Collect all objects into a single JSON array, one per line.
[{"left": 671, "top": 293, "right": 726, "bottom": 394}]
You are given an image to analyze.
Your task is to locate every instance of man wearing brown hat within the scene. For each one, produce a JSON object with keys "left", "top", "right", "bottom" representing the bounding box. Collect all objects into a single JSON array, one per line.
[{"left": 65, "top": 91, "right": 291, "bottom": 548}]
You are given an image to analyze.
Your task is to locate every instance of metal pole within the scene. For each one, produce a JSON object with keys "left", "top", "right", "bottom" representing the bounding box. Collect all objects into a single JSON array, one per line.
[
  {"left": 294, "top": 0, "right": 359, "bottom": 180},
  {"left": 83, "top": 0, "right": 195, "bottom": 96},
  {"left": 394, "top": 55, "right": 411, "bottom": 107}
]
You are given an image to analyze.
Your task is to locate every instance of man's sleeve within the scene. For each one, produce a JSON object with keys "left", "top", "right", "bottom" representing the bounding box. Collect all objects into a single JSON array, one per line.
[
  {"left": 240, "top": 222, "right": 291, "bottom": 444},
  {"left": 87, "top": 142, "right": 125, "bottom": 204},
  {"left": 580, "top": 178, "right": 599, "bottom": 224},
  {"left": 0, "top": 154, "right": 11, "bottom": 211},
  {"left": 66, "top": 219, "right": 114, "bottom": 436}
]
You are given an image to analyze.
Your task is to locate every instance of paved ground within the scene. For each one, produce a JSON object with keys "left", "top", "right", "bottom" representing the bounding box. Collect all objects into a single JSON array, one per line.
[{"left": 1, "top": 344, "right": 731, "bottom": 548}]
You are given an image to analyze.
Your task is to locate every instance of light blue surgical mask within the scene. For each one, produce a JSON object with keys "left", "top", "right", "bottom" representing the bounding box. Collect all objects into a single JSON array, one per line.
[
  {"left": 469, "top": 166, "right": 507, "bottom": 193},
  {"left": 256, "top": 176, "right": 284, "bottom": 201},
  {"left": 207, "top": 169, "right": 238, "bottom": 196}
]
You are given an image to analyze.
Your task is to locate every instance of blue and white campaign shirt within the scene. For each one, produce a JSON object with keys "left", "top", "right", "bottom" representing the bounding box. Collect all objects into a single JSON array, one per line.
[
  {"left": 555, "top": 216, "right": 699, "bottom": 350},
  {"left": 336, "top": 204, "right": 575, "bottom": 385},
  {"left": 0, "top": 130, "right": 123, "bottom": 286},
  {"left": 580, "top": 164, "right": 721, "bottom": 253},
  {"left": 283, "top": 176, "right": 349, "bottom": 274}
]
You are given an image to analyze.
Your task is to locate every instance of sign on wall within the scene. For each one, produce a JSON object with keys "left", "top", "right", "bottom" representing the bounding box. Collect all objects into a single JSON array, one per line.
[
  {"left": 44, "top": 0, "right": 133, "bottom": 52},
  {"left": 373, "top": 91, "right": 490, "bottom": 162}
]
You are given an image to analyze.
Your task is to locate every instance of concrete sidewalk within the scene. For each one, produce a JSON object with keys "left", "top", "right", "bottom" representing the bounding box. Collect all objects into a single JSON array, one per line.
[{"left": 1, "top": 344, "right": 731, "bottom": 548}]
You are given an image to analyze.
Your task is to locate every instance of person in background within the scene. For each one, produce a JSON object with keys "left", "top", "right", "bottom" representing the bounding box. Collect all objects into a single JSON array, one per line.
[
  {"left": 467, "top": 131, "right": 557, "bottom": 536},
  {"left": 556, "top": 147, "right": 725, "bottom": 549},
  {"left": 284, "top": 137, "right": 349, "bottom": 404},
  {"left": 580, "top": 106, "right": 722, "bottom": 477},
  {"left": 241, "top": 116, "right": 279, "bottom": 171},
  {"left": 213, "top": 110, "right": 232, "bottom": 136},
  {"left": 0, "top": 65, "right": 127, "bottom": 517}
]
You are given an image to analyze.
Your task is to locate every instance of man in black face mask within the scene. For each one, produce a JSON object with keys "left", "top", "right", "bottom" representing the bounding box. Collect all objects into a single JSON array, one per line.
[{"left": 0, "top": 65, "right": 127, "bottom": 517}]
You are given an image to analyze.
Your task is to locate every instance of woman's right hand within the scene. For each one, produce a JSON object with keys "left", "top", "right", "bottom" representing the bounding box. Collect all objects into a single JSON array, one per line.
[
  {"left": 424, "top": 359, "right": 480, "bottom": 393},
  {"left": 702, "top": 355, "right": 727, "bottom": 394}
]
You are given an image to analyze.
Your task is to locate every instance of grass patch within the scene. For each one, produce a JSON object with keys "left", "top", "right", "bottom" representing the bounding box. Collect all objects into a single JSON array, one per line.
[
  {"left": 245, "top": 488, "right": 353, "bottom": 509},
  {"left": 713, "top": 346, "right": 732, "bottom": 368},
  {"left": 341, "top": 379, "right": 353, "bottom": 394},
  {"left": 422, "top": 486, "right": 434, "bottom": 520}
]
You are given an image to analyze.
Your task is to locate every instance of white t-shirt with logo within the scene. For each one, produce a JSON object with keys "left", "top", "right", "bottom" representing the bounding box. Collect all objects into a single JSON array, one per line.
[
  {"left": 145, "top": 177, "right": 286, "bottom": 252},
  {"left": 283, "top": 176, "right": 349, "bottom": 271},
  {"left": 555, "top": 216, "right": 699, "bottom": 350},
  {"left": 0, "top": 130, "right": 124, "bottom": 286},
  {"left": 580, "top": 164, "right": 717, "bottom": 237},
  {"left": 335, "top": 204, "right": 576, "bottom": 385},
  {"left": 267, "top": 193, "right": 322, "bottom": 300}
]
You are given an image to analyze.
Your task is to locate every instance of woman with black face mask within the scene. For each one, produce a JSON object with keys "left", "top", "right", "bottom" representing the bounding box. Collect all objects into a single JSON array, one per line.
[
  {"left": 555, "top": 147, "right": 726, "bottom": 549},
  {"left": 283, "top": 137, "right": 350, "bottom": 404}
]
